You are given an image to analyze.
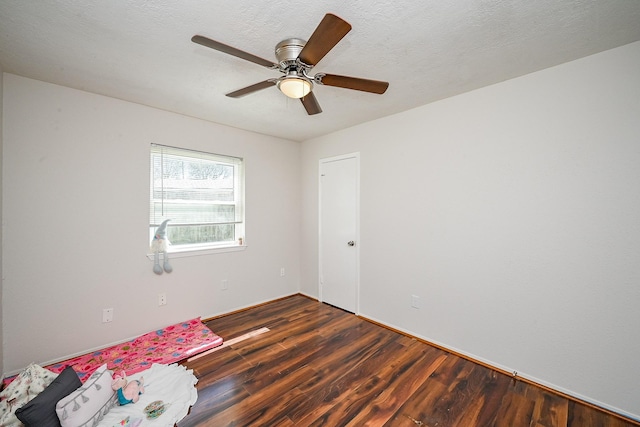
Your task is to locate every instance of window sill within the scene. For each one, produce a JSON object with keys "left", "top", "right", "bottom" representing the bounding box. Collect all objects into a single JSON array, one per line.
[{"left": 146, "top": 244, "right": 247, "bottom": 260}]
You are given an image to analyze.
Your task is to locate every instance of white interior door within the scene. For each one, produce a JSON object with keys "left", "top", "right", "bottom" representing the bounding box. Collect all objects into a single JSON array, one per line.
[{"left": 319, "top": 154, "right": 359, "bottom": 313}]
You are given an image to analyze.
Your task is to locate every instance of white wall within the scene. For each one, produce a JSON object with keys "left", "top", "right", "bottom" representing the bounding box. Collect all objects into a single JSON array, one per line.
[
  {"left": 0, "top": 67, "right": 4, "bottom": 378},
  {"left": 301, "top": 41, "right": 640, "bottom": 419},
  {"left": 2, "top": 74, "right": 301, "bottom": 374}
]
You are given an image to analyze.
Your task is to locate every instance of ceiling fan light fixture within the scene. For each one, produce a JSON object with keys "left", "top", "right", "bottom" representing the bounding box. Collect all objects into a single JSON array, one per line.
[{"left": 277, "top": 75, "right": 312, "bottom": 99}]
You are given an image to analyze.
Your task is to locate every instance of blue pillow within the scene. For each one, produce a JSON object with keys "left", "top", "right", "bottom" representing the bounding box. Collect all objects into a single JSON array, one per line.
[{"left": 15, "top": 366, "right": 81, "bottom": 427}]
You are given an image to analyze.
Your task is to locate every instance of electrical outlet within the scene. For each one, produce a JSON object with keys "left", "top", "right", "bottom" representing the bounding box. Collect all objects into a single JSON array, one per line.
[
  {"left": 280, "top": 268, "right": 285, "bottom": 277},
  {"left": 411, "top": 295, "right": 420, "bottom": 309},
  {"left": 102, "top": 308, "right": 113, "bottom": 323},
  {"left": 158, "top": 293, "right": 167, "bottom": 306},
  {"left": 221, "top": 279, "right": 228, "bottom": 290}
]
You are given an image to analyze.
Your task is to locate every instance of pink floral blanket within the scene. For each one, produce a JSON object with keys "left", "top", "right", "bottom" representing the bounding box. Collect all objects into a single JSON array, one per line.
[{"left": 7, "top": 318, "right": 222, "bottom": 384}]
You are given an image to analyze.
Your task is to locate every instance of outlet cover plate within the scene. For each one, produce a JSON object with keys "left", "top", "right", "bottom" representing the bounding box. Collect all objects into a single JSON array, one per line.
[{"left": 103, "top": 308, "right": 113, "bottom": 323}]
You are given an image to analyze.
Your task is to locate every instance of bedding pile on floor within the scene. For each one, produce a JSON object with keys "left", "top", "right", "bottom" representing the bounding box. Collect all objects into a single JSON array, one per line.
[
  {"left": 48, "top": 317, "right": 221, "bottom": 382},
  {"left": 0, "top": 362, "right": 197, "bottom": 427},
  {"left": 1, "top": 318, "right": 219, "bottom": 426}
]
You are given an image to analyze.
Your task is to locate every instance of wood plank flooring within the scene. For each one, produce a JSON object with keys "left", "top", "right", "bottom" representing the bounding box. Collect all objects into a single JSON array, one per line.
[{"left": 178, "top": 295, "right": 638, "bottom": 427}]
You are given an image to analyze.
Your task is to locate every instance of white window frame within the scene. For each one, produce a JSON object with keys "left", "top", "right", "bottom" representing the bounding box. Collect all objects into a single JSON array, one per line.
[{"left": 149, "top": 144, "right": 245, "bottom": 257}]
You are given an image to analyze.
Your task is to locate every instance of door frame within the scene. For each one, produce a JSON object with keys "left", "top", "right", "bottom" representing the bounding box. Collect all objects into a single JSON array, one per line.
[{"left": 318, "top": 152, "right": 360, "bottom": 314}]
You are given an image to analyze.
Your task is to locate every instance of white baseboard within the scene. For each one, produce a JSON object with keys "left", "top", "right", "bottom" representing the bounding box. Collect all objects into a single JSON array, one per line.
[{"left": 358, "top": 312, "right": 640, "bottom": 424}]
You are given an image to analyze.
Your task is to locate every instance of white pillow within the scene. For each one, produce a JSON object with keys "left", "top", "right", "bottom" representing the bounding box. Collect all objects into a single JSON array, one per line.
[
  {"left": 0, "top": 363, "right": 58, "bottom": 427},
  {"left": 55, "top": 364, "right": 116, "bottom": 427}
]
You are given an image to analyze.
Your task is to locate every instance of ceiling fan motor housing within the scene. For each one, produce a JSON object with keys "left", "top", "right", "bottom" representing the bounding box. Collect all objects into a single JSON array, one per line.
[{"left": 275, "top": 38, "right": 306, "bottom": 69}]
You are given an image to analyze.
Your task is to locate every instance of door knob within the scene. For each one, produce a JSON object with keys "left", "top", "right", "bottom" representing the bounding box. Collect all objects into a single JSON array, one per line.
[{"left": 347, "top": 241, "right": 355, "bottom": 246}]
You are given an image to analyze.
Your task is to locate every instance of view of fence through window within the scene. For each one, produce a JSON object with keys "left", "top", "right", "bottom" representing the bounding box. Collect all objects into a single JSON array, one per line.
[{"left": 149, "top": 144, "right": 244, "bottom": 248}]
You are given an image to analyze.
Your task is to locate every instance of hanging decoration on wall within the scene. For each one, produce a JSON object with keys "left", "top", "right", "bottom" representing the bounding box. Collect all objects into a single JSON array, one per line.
[{"left": 151, "top": 219, "right": 173, "bottom": 275}]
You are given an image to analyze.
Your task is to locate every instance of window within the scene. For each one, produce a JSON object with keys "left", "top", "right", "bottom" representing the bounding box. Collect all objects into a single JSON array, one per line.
[{"left": 150, "top": 144, "right": 244, "bottom": 251}]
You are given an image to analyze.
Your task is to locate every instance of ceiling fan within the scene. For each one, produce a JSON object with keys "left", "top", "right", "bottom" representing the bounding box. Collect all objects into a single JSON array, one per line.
[{"left": 191, "top": 13, "right": 389, "bottom": 115}]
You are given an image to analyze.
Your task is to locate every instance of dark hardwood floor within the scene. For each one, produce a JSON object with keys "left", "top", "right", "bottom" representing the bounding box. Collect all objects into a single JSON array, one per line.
[{"left": 178, "top": 295, "right": 638, "bottom": 426}]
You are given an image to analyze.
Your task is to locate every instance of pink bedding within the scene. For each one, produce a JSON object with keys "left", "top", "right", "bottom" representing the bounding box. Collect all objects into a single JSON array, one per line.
[{"left": 5, "top": 318, "right": 222, "bottom": 385}]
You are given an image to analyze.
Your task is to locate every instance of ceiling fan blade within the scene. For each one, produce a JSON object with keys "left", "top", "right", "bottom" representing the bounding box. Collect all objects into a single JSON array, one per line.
[
  {"left": 318, "top": 73, "right": 389, "bottom": 94},
  {"left": 298, "top": 14, "right": 352, "bottom": 67},
  {"left": 192, "top": 35, "right": 278, "bottom": 69},
  {"left": 300, "top": 92, "right": 322, "bottom": 115},
  {"left": 226, "top": 80, "right": 277, "bottom": 98}
]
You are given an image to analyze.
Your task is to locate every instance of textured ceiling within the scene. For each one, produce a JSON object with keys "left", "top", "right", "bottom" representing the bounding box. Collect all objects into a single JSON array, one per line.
[{"left": 1, "top": 0, "right": 639, "bottom": 142}]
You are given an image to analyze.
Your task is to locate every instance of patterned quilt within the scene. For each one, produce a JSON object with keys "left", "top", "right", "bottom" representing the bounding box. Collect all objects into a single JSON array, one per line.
[{"left": 42, "top": 318, "right": 222, "bottom": 383}]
